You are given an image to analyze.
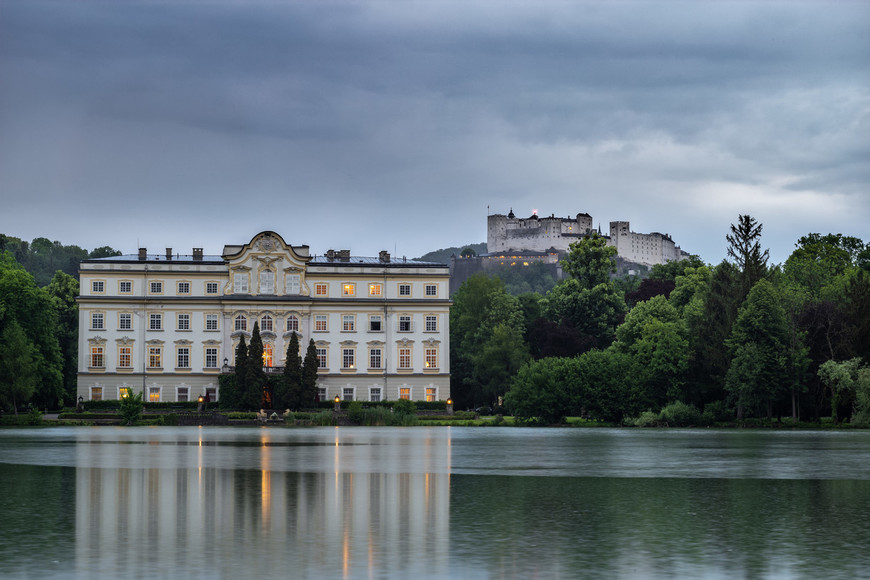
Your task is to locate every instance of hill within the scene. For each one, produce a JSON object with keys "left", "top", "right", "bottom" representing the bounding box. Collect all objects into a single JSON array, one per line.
[{"left": 415, "top": 243, "right": 487, "bottom": 264}]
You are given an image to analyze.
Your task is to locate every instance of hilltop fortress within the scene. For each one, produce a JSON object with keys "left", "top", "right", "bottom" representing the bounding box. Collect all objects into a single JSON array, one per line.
[{"left": 487, "top": 209, "right": 687, "bottom": 267}]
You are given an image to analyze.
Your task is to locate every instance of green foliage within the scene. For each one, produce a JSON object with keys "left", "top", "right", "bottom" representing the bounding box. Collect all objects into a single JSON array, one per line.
[
  {"left": 346, "top": 400, "right": 364, "bottom": 424},
  {"left": 392, "top": 399, "right": 417, "bottom": 415},
  {"left": 818, "top": 358, "right": 870, "bottom": 423},
  {"left": 561, "top": 232, "right": 618, "bottom": 290},
  {"left": 119, "top": 391, "right": 144, "bottom": 426},
  {"left": 245, "top": 322, "right": 266, "bottom": 409},
  {"left": 785, "top": 233, "right": 865, "bottom": 299},
  {"left": 0, "top": 320, "right": 38, "bottom": 415},
  {"left": 630, "top": 411, "right": 661, "bottom": 427},
  {"left": 160, "top": 413, "right": 179, "bottom": 426},
  {"left": 649, "top": 255, "right": 706, "bottom": 282},
  {"left": 489, "top": 261, "right": 559, "bottom": 295},
  {"left": 312, "top": 410, "right": 337, "bottom": 426},
  {"left": 416, "top": 243, "right": 487, "bottom": 264},
  {"left": 544, "top": 279, "right": 626, "bottom": 349},
  {"left": 658, "top": 401, "right": 704, "bottom": 426},
  {"left": 277, "top": 332, "right": 302, "bottom": 409},
  {"left": 45, "top": 271, "right": 79, "bottom": 403},
  {"left": 25, "top": 408, "right": 43, "bottom": 426},
  {"left": 301, "top": 339, "right": 319, "bottom": 407},
  {"left": 726, "top": 214, "right": 770, "bottom": 300}
]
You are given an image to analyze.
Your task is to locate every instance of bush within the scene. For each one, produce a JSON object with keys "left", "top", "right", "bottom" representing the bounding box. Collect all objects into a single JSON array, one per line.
[
  {"left": 346, "top": 401, "right": 364, "bottom": 424},
  {"left": 160, "top": 413, "right": 179, "bottom": 426},
  {"left": 631, "top": 411, "right": 660, "bottom": 427},
  {"left": 225, "top": 412, "right": 257, "bottom": 420},
  {"left": 702, "top": 400, "right": 732, "bottom": 423},
  {"left": 392, "top": 399, "right": 417, "bottom": 416},
  {"left": 659, "top": 401, "right": 704, "bottom": 427},
  {"left": 119, "top": 392, "right": 144, "bottom": 426},
  {"left": 312, "top": 410, "right": 337, "bottom": 426}
]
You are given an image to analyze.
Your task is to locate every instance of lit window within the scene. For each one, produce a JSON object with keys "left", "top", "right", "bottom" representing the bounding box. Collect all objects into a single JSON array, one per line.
[
  {"left": 119, "top": 386, "right": 130, "bottom": 399},
  {"left": 149, "top": 314, "right": 162, "bottom": 330},
  {"left": 90, "top": 346, "right": 104, "bottom": 368},
  {"left": 149, "top": 387, "right": 160, "bottom": 402},
  {"left": 177, "top": 281, "right": 190, "bottom": 294},
  {"left": 90, "top": 387, "right": 102, "bottom": 401},
  {"left": 205, "top": 314, "right": 219, "bottom": 331},
  {"left": 286, "top": 315, "right": 299, "bottom": 332},
  {"left": 343, "top": 387, "right": 354, "bottom": 401},
  {"left": 426, "top": 387, "right": 436, "bottom": 402},
  {"left": 148, "top": 347, "right": 162, "bottom": 368},
  {"left": 425, "top": 284, "right": 437, "bottom": 297},
  {"left": 177, "top": 313, "right": 190, "bottom": 331},
  {"left": 233, "top": 273, "right": 248, "bottom": 294},
  {"left": 369, "top": 283, "right": 382, "bottom": 296},
  {"left": 234, "top": 315, "right": 247, "bottom": 332},
  {"left": 369, "top": 315, "right": 382, "bottom": 332},
  {"left": 343, "top": 283, "right": 355, "bottom": 296},
  {"left": 206, "top": 282, "right": 219, "bottom": 294},
  {"left": 425, "top": 315, "right": 437, "bottom": 332},
  {"left": 119, "top": 281, "right": 132, "bottom": 293},
  {"left": 150, "top": 281, "right": 163, "bottom": 294},
  {"left": 91, "top": 312, "right": 104, "bottom": 330},
  {"left": 263, "top": 344, "right": 273, "bottom": 367},
  {"left": 177, "top": 387, "right": 189, "bottom": 402},
  {"left": 315, "top": 283, "right": 328, "bottom": 296},
  {"left": 425, "top": 348, "right": 438, "bottom": 369},
  {"left": 399, "top": 284, "right": 411, "bottom": 296},
  {"left": 315, "top": 315, "right": 328, "bottom": 332},
  {"left": 342, "top": 348, "right": 355, "bottom": 369},
  {"left": 399, "top": 387, "right": 410, "bottom": 400},
  {"left": 205, "top": 347, "right": 218, "bottom": 369},
  {"left": 316, "top": 348, "right": 327, "bottom": 369},
  {"left": 261, "top": 315, "right": 273, "bottom": 332},
  {"left": 177, "top": 347, "right": 190, "bottom": 369},
  {"left": 92, "top": 280, "right": 104, "bottom": 293},
  {"left": 118, "top": 347, "right": 131, "bottom": 368},
  {"left": 369, "top": 348, "right": 382, "bottom": 369},
  {"left": 399, "top": 316, "right": 412, "bottom": 332},
  {"left": 119, "top": 313, "right": 132, "bottom": 330},
  {"left": 260, "top": 270, "right": 275, "bottom": 294},
  {"left": 342, "top": 315, "right": 355, "bottom": 332},
  {"left": 286, "top": 274, "right": 301, "bottom": 294},
  {"left": 370, "top": 387, "right": 381, "bottom": 402},
  {"left": 399, "top": 348, "right": 411, "bottom": 369}
]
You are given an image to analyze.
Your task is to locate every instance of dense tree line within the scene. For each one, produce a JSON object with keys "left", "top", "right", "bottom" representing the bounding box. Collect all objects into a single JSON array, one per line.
[{"left": 452, "top": 216, "right": 870, "bottom": 424}]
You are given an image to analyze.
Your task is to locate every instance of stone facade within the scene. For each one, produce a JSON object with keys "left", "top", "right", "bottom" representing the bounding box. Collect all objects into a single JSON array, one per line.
[{"left": 76, "top": 231, "right": 451, "bottom": 404}]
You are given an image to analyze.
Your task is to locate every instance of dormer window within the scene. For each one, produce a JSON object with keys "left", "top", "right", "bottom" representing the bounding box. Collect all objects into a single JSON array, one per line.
[{"left": 260, "top": 270, "right": 275, "bottom": 295}]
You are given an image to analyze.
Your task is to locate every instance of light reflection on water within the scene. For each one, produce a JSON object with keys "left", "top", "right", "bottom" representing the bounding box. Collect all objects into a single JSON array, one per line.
[{"left": 1, "top": 427, "right": 870, "bottom": 579}]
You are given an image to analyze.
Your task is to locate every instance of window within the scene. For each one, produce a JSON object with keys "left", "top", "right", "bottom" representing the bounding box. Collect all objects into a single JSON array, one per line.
[
  {"left": 119, "top": 313, "right": 132, "bottom": 330},
  {"left": 426, "top": 387, "right": 436, "bottom": 402},
  {"left": 92, "top": 280, "right": 105, "bottom": 293},
  {"left": 119, "top": 281, "right": 132, "bottom": 294},
  {"left": 260, "top": 270, "right": 275, "bottom": 294},
  {"left": 399, "top": 387, "right": 410, "bottom": 400},
  {"left": 342, "top": 283, "right": 355, "bottom": 296},
  {"left": 370, "top": 387, "right": 381, "bottom": 402},
  {"left": 342, "top": 315, "right": 355, "bottom": 332},
  {"left": 342, "top": 348, "right": 355, "bottom": 369},
  {"left": 177, "top": 347, "right": 190, "bottom": 369},
  {"left": 399, "top": 347, "right": 411, "bottom": 369},
  {"left": 148, "top": 347, "right": 162, "bottom": 368},
  {"left": 425, "top": 315, "right": 438, "bottom": 333},
  {"left": 318, "top": 387, "right": 327, "bottom": 402},
  {"left": 286, "top": 274, "right": 301, "bottom": 294},
  {"left": 399, "top": 315, "right": 412, "bottom": 332},
  {"left": 118, "top": 346, "right": 131, "bottom": 368},
  {"left": 205, "top": 347, "right": 218, "bottom": 369},
  {"left": 205, "top": 314, "right": 219, "bottom": 331},
  {"left": 369, "top": 348, "right": 382, "bottom": 369},
  {"left": 233, "top": 273, "right": 248, "bottom": 294},
  {"left": 286, "top": 315, "right": 299, "bottom": 332},
  {"left": 149, "top": 281, "right": 163, "bottom": 294},
  {"left": 261, "top": 315, "right": 273, "bottom": 332},
  {"left": 149, "top": 313, "right": 162, "bottom": 330},
  {"left": 177, "top": 387, "right": 189, "bottom": 402},
  {"left": 206, "top": 282, "right": 219, "bottom": 295},
  {"left": 343, "top": 387, "right": 354, "bottom": 401},
  {"left": 369, "top": 283, "right": 382, "bottom": 297},
  {"left": 177, "top": 313, "right": 190, "bottom": 331},
  {"left": 425, "top": 284, "right": 437, "bottom": 297},
  {"left": 263, "top": 344, "right": 273, "bottom": 367},
  {"left": 91, "top": 312, "right": 104, "bottom": 330},
  {"left": 369, "top": 315, "right": 382, "bottom": 332},
  {"left": 315, "top": 283, "right": 328, "bottom": 296},
  {"left": 90, "top": 386, "right": 102, "bottom": 401},
  {"left": 398, "top": 284, "right": 411, "bottom": 296},
  {"left": 316, "top": 348, "right": 328, "bottom": 369},
  {"left": 90, "top": 346, "right": 104, "bottom": 368},
  {"left": 425, "top": 348, "right": 438, "bottom": 369},
  {"left": 177, "top": 281, "right": 190, "bottom": 294},
  {"left": 315, "top": 315, "right": 328, "bottom": 332},
  {"left": 234, "top": 315, "right": 247, "bottom": 332},
  {"left": 149, "top": 387, "right": 160, "bottom": 402},
  {"left": 119, "top": 386, "right": 131, "bottom": 399}
]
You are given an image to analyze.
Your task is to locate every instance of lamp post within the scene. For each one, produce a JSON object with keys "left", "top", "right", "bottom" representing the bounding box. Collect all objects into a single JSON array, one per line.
[
  {"left": 198, "top": 395, "right": 204, "bottom": 413},
  {"left": 77, "top": 395, "right": 84, "bottom": 413},
  {"left": 446, "top": 398, "right": 454, "bottom": 416},
  {"left": 334, "top": 395, "right": 341, "bottom": 413}
]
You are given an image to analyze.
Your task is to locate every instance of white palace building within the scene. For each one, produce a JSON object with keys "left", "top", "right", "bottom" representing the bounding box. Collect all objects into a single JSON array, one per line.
[{"left": 76, "top": 231, "right": 451, "bottom": 405}]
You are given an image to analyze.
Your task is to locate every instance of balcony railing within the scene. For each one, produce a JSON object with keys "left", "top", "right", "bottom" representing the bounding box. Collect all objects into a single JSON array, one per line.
[{"left": 222, "top": 365, "right": 285, "bottom": 374}]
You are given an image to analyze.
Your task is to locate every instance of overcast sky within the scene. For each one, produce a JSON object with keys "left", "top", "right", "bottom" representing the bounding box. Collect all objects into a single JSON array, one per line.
[{"left": 1, "top": 1, "right": 867, "bottom": 265}]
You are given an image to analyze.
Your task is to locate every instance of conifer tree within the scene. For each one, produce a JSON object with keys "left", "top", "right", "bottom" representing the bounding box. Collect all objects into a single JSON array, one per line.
[
  {"left": 726, "top": 214, "right": 770, "bottom": 300},
  {"left": 301, "top": 339, "right": 319, "bottom": 407},
  {"left": 278, "top": 332, "right": 302, "bottom": 409},
  {"left": 232, "top": 335, "right": 248, "bottom": 409},
  {"left": 246, "top": 322, "right": 266, "bottom": 410}
]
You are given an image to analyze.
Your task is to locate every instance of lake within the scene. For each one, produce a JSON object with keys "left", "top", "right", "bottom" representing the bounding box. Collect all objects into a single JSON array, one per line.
[{"left": 1, "top": 427, "right": 869, "bottom": 579}]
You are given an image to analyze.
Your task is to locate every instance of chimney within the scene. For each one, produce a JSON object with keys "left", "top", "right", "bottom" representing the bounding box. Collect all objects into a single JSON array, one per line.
[
  {"left": 379, "top": 250, "right": 391, "bottom": 263},
  {"left": 138, "top": 248, "right": 147, "bottom": 261},
  {"left": 326, "top": 249, "right": 336, "bottom": 261},
  {"left": 338, "top": 249, "right": 350, "bottom": 262},
  {"left": 166, "top": 248, "right": 173, "bottom": 260},
  {"left": 193, "top": 248, "right": 203, "bottom": 261}
]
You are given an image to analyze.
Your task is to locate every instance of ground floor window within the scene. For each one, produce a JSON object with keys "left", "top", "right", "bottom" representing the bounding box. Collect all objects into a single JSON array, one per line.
[
  {"left": 318, "top": 387, "right": 327, "bottom": 402},
  {"left": 370, "top": 387, "right": 381, "bottom": 402},
  {"left": 90, "top": 386, "right": 102, "bottom": 401},
  {"left": 206, "top": 387, "right": 217, "bottom": 402},
  {"left": 177, "top": 387, "right": 189, "bottom": 402},
  {"left": 343, "top": 387, "right": 354, "bottom": 401},
  {"left": 119, "top": 386, "right": 131, "bottom": 399},
  {"left": 149, "top": 387, "right": 160, "bottom": 402},
  {"left": 426, "top": 387, "right": 436, "bottom": 402},
  {"left": 399, "top": 387, "right": 410, "bottom": 400}
]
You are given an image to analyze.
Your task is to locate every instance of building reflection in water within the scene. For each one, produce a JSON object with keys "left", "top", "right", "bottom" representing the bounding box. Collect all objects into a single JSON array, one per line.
[{"left": 74, "top": 428, "right": 451, "bottom": 577}]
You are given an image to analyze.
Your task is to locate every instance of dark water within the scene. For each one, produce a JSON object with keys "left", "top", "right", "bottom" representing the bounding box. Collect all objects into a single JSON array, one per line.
[{"left": 1, "top": 427, "right": 869, "bottom": 579}]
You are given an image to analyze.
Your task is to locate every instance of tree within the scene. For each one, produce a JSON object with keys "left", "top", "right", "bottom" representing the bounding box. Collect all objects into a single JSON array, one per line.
[
  {"left": 229, "top": 335, "right": 248, "bottom": 409},
  {"left": 471, "top": 324, "right": 531, "bottom": 406},
  {"left": 245, "top": 322, "right": 266, "bottom": 409},
  {"left": 46, "top": 271, "right": 79, "bottom": 403},
  {"left": 119, "top": 391, "right": 144, "bottom": 426},
  {"left": 278, "top": 332, "right": 302, "bottom": 409},
  {"left": 0, "top": 320, "right": 38, "bottom": 415},
  {"left": 726, "top": 214, "right": 769, "bottom": 299},
  {"left": 301, "top": 339, "right": 319, "bottom": 407},
  {"left": 648, "top": 255, "right": 706, "bottom": 282},
  {"left": 544, "top": 279, "right": 626, "bottom": 350},
  {"left": 561, "top": 232, "right": 617, "bottom": 290}
]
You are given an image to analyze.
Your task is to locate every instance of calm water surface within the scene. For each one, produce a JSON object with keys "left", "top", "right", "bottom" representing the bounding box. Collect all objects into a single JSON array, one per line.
[{"left": 1, "top": 427, "right": 869, "bottom": 579}]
